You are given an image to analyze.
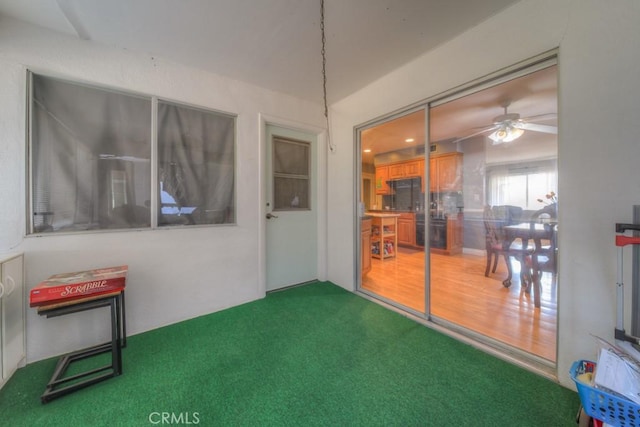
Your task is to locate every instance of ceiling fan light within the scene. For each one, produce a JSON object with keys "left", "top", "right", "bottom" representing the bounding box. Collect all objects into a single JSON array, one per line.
[
  {"left": 488, "top": 126, "right": 524, "bottom": 143},
  {"left": 495, "top": 129, "right": 508, "bottom": 140},
  {"left": 505, "top": 127, "right": 524, "bottom": 142}
]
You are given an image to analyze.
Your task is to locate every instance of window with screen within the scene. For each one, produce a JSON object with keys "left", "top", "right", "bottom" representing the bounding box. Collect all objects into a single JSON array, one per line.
[
  {"left": 157, "top": 101, "right": 235, "bottom": 226},
  {"left": 28, "top": 72, "right": 236, "bottom": 234},
  {"left": 272, "top": 137, "right": 310, "bottom": 211}
]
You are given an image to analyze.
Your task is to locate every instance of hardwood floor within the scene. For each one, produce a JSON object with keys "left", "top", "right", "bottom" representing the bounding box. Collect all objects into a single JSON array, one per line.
[{"left": 361, "top": 247, "right": 557, "bottom": 362}]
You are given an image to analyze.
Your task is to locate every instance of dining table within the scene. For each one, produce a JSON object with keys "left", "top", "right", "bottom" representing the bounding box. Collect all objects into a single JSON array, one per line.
[{"left": 503, "top": 221, "right": 557, "bottom": 308}]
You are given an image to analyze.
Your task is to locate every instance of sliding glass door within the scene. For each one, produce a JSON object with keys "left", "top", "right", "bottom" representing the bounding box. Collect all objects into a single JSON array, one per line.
[
  {"left": 357, "top": 55, "right": 558, "bottom": 365},
  {"left": 428, "top": 62, "right": 558, "bottom": 362},
  {"left": 359, "top": 109, "right": 427, "bottom": 314}
]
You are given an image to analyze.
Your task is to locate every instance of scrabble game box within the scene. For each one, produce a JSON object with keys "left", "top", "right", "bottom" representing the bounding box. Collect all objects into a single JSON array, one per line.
[{"left": 30, "top": 265, "right": 127, "bottom": 307}]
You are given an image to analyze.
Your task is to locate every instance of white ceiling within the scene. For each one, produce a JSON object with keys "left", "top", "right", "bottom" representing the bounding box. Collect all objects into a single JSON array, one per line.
[
  {"left": 2, "top": 0, "right": 557, "bottom": 161},
  {"left": 361, "top": 64, "right": 558, "bottom": 159},
  {"left": 0, "top": 0, "right": 521, "bottom": 104}
]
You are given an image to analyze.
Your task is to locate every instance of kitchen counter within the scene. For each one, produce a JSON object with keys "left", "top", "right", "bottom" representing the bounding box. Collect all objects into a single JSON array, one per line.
[
  {"left": 366, "top": 212, "right": 401, "bottom": 218},
  {"left": 366, "top": 211, "right": 461, "bottom": 254},
  {"left": 367, "top": 210, "right": 422, "bottom": 214}
]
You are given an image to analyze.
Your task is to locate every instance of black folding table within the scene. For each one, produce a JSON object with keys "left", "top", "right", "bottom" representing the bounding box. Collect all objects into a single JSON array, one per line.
[{"left": 37, "top": 290, "right": 126, "bottom": 403}]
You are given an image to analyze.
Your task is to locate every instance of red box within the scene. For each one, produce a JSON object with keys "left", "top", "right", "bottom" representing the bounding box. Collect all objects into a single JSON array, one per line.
[{"left": 30, "top": 265, "right": 128, "bottom": 307}]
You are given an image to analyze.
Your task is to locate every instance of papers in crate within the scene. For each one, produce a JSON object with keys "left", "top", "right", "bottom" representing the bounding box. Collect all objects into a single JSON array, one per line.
[
  {"left": 594, "top": 346, "right": 640, "bottom": 405},
  {"left": 30, "top": 265, "right": 127, "bottom": 307}
]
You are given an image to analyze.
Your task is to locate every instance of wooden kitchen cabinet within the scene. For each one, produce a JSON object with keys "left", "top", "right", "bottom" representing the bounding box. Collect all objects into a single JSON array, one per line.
[
  {"left": 376, "top": 153, "right": 461, "bottom": 194},
  {"left": 387, "top": 159, "right": 422, "bottom": 180},
  {"left": 418, "top": 158, "right": 426, "bottom": 190},
  {"left": 437, "top": 153, "right": 463, "bottom": 191},
  {"left": 388, "top": 163, "right": 406, "bottom": 180},
  {"left": 378, "top": 159, "right": 424, "bottom": 192},
  {"left": 361, "top": 218, "right": 372, "bottom": 276},
  {"left": 429, "top": 152, "right": 463, "bottom": 192},
  {"left": 446, "top": 214, "right": 463, "bottom": 254},
  {"left": 430, "top": 214, "right": 463, "bottom": 255},
  {"left": 375, "top": 165, "right": 391, "bottom": 195},
  {"left": 417, "top": 159, "right": 425, "bottom": 182},
  {"left": 429, "top": 157, "right": 437, "bottom": 192},
  {"left": 404, "top": 160, "right": 421, "bottom": 178},
  {"left": 0, "top": 253, "right": 25, "bottom": 390},
  {"left": 429, "top": 153, "right": 462, "bottom": 193},
  {"left": 397, "top": 213, "right": 415, "bottom": 247}
]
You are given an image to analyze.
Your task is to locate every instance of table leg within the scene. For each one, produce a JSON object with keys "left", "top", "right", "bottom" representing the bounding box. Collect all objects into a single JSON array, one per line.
[
  {"left": 532, "top": 267, "right": 541, "bottom": 308},
  {"left": 39, "top": 292, "right": 126, "bottom": 403}
]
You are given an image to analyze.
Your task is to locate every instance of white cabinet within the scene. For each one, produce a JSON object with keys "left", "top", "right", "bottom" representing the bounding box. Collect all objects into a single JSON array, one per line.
[{"left": 0, "top": 253, "right": 25, "bottom": 389}]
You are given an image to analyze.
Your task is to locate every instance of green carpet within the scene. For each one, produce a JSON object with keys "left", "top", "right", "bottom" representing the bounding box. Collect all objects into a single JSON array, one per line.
[{"left": 0, "top": 281, "right": 579, "bottom": 426}]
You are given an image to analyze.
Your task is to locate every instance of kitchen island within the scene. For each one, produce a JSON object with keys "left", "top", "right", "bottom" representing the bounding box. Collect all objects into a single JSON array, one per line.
[
  {"left": 366, "top": 210, "right": 462, "bottom": 255},
  {"left": 366, "top": 213, "right": 400, "bottom": 260}
]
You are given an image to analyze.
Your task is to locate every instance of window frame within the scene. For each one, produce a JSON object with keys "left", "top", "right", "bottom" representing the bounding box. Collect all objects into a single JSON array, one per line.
[
  {"left": 271, "top": 136, "right": 312, "bottom": 212},
  {"left": 26, "top": 71, "right": 238, "bottom": 235},
  {"left": 486, "top": 159, "right": 558, "bottom": 209},
  {"left": 155, "top": 98, "right": 237, "bottom": 227}
]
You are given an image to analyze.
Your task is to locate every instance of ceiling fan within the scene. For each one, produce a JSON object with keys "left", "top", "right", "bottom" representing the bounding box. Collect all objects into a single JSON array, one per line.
[{"left": 453, "top": 102, "right": 557, "bottom": 145}]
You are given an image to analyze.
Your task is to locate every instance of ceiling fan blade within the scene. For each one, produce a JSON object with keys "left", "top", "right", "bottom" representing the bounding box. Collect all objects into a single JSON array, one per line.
[
  {"left": 519, "top": 122, "right": 557, "bottom": 134},
  {"left": 520, "top": 113, "right": 557, "bottom": 122},
  {"left": 452, "top": 125, "right": 499, "bottom": 143}
]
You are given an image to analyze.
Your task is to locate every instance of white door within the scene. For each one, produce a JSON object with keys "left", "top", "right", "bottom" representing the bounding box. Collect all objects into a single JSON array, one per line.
[{"left": 265, "top": 124, "right": 318, "bottom": 291}]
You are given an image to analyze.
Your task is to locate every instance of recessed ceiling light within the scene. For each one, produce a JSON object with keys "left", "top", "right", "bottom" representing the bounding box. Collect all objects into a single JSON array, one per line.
[
  {"left": 363, "top": 149, "right": 372, "bottom": 153},
  {"left": 405, "top": 138, "right": 414, "bottom": 143}
]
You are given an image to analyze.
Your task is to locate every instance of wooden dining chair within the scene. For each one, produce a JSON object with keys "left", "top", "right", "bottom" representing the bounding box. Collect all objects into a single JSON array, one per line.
[
  {"left": 528, "top": 205, "right": 558, "bottom": 303},
  {"left": 483, "top": 205, "right": 533, "bottom": 288}
]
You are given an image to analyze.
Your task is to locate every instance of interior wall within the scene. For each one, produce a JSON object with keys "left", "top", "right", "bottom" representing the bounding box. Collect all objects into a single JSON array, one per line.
[
  {"left": 327, "top": 0, "right": 640, "bottom": 388},
  {"left": 0, "top": 17, "right": 325, "bottom": 362}
]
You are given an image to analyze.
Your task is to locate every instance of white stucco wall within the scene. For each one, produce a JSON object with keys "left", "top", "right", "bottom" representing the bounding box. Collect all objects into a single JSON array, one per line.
[
  {"left": 0, "top": 17, "right": 326, "bottom": 362},
  {"left": 327, "top": 0, "right": 640, "bottom": 387}
]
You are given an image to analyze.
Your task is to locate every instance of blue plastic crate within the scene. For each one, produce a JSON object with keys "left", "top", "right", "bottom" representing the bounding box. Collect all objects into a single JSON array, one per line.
[{"left": 571, "top": 360, "right": 640, "bottom": 427}]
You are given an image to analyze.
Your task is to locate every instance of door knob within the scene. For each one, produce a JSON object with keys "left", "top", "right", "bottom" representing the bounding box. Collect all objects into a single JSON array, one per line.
[{"left": 266, "top": 213, "right": 279, "bottom": 219}]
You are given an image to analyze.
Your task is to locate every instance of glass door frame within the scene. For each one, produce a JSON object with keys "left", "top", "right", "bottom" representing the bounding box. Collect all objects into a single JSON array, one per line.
[
  {"left": 355, "top": 105, "right": 430, "bottom": 320},
  {"left": 355, "top": 49, "right": 559, "bottom": 371}
]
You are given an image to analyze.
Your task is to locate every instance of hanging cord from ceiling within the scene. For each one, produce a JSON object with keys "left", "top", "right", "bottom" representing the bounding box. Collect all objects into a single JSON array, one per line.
[{"left": 321, "top": 0, "right": 336, "bottom": 153}]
